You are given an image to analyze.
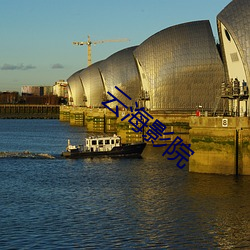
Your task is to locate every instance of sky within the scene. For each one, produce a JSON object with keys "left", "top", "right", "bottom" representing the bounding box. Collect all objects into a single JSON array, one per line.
[{"left": 0, "top": 0, "right": 232, "bottom": 92}]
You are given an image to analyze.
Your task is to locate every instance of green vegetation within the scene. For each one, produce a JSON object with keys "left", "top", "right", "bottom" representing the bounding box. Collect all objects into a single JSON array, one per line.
[
  {"left": 191, "top": 136, "right": 234, "bottom": 145},
  {"left": 191, "top": 136, "right": 235, "bottom": 152}
]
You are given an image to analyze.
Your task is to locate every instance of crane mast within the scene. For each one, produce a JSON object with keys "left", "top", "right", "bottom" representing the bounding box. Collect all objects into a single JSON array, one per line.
[{"left": 73, "top": 35, "right": 129, "bottom": 66}]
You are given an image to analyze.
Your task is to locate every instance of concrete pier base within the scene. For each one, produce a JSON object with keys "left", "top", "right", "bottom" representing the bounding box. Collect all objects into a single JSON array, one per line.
[
  {"left": 60, "top": 106, "right": 250, "bottom": 175},
  {"left": 189, "top": 117, "right": 250, "bottom": 175},
  {"left": 59, "top": 106, "right": 190, "bottom": 143},
  {"left": 59, "top": 106, "right": 71, "bottom": 122},
  {"left": 70, "top": 109, "right": 85, "bottom": 126}
]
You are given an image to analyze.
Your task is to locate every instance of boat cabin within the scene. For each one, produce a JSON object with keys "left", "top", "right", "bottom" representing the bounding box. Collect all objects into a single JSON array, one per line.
[{"left": 85, "top": 135, "right": 121, "bottom": 152}]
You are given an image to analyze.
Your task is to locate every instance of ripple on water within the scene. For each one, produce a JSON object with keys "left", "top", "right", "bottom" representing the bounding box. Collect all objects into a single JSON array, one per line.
[{"left": 0, "top": 120, "right": 250, "bottom": 249}]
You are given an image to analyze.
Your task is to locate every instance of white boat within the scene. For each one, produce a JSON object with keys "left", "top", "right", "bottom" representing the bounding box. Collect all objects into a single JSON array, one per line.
[{"left": 62, "top": 134, "right": 146, "bottom": 158}]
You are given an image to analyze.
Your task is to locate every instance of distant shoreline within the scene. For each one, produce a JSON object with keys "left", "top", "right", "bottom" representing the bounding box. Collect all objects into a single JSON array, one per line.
[{"left": 0, "top": 104, "right": 59, "bottom": 119}]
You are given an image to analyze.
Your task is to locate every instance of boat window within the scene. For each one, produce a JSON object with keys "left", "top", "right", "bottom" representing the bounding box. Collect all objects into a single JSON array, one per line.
[
  {"left": 116, "top": 139, "right": 120, "bottom": 144},
  {"left": 105, "top": 140, "right": 110, "bottom": 144},
  {"left": 111, "top": 140, "right": 114, "bottom": 144},
  {"left": 92, "top": 140, "right": 97, "bottom": 145},
  {"left": 98, "top": 140, "right": 103, "bottom": 145}
]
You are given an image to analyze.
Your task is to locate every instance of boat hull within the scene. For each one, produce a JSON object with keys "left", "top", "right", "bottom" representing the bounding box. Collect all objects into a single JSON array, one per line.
[{"left": 62, "top": 142, "right": 146, "bottom": 159}]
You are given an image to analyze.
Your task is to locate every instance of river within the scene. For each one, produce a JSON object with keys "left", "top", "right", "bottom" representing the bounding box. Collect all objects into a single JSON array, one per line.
[{"left": 0, "top": 119, "right": 249, "bottom": 249}]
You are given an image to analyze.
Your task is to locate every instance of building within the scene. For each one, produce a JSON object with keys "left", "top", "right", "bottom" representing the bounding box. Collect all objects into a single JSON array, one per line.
[
  {"left": 67, "top": 0, "right": 249, "bottom": 116},
  {"left": 53, "top": 80, "right": 68, "bottom": 98},
  {"left": 0, "top": 92, "right": 19, "bottom": 104},
  {"left": 67, "top": 69, "right": 85, "bottom": 106},
  {"left": 217, "top": 0, "right": 250, "bottom": 116},
  {"left": 21, "top": 85, "right": 58, "bottom": 105},
  {"left": 68, "top": 21, "right": 225, "bottom": 113},
  {"left": 133, "top": 20, "right": 224, "bottom": 112},
  {"left": 79, "top": 61, "right": 105, "bottom": 108},
  {"left": 98, "top": 46, "right": 141, "bottom": 109},
  {"left": 21, "top": 86, "right": 53, "bottom": 96}
]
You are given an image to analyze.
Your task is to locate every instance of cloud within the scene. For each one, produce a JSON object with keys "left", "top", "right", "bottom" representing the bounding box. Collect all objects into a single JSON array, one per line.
[
  {"left": 1, "top": 63, "right": 36, "bottom": 70},
  {"left": 51, "top": 63, "right": 64, "bottom": 69},
  {"left": 23, "top": 64, "right": 36, "bottom": 70}
]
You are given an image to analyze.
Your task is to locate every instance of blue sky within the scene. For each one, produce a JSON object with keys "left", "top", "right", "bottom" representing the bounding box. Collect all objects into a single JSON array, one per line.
[{"left": 0, "top": 0, "right": 231, "bottom": 92}]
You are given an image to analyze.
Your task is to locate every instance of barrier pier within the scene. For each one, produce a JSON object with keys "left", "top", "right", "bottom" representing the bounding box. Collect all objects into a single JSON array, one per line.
[
  {"left": 189, "top": 117, "right": 250, "bottom": 175},
  {"left": 59, "top": 106, "right": 190, "bottom": 144}
]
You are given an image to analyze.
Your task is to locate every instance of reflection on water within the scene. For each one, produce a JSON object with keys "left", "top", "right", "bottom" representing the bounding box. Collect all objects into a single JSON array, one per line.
[
  {"left": 186, "top": 174, "right": 250, "bottom": 248},
  {"left": 0, "top": 120, "right": 249, "bottom": 249}
]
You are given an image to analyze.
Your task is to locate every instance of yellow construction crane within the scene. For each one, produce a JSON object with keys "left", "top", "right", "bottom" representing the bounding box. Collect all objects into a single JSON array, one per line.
[{"left": 73, "top": 35, "right": 129, "bottom": 66}]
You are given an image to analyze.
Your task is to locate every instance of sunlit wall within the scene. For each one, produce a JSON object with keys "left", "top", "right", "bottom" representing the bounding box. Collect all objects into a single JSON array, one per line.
[
  {"left": 79, "top": 61, "right": 105, "bottom": 108},
  {"left": 67, "top": 69, "right": 86, "bottom": 106},
  {"left": 99, "top": 46, "right": 141, "bottom": 108},
  {"left": 133, "top": 20, "right": 225, "bottom": 112},
  {"left": 217, "top": 0, "right": 250, "bottom": 116}
]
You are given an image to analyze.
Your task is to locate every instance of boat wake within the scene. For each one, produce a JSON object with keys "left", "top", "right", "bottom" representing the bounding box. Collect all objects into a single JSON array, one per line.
[{"left": 0, "top": 151, "right": 55, "bottom": 159}]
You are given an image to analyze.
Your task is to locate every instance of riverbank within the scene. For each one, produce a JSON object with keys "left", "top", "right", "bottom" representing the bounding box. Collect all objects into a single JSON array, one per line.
[{"left": 0, "top": 104, "right": 59, "bottom": 119}]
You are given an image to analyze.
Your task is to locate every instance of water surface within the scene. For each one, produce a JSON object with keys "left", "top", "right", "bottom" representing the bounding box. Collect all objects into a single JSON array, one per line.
[{"left": 0, "top": 120, "right": 249, "bottom": 249}]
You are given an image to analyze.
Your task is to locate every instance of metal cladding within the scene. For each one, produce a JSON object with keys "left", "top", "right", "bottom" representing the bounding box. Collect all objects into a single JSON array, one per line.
[
  {"left": 79, "top": 61, "right": 105, "bottom": 108},
  {"left": 67, "top": 69, "right": 85, "bottom": 106},
  {"left": 217, "top": 0, "right": 250, "bottom": 83},
  {"left": 68, "top": 0, "right": 250, "bottom": 114},
  {"left": 98, "top": 46, "right": 140, "bottom": 108},
  {"left": 217, "top": 0, "right": 250, "bottom": 115},
  {"left": 133, "top": 20, "right": 225, "bottom": 112}
]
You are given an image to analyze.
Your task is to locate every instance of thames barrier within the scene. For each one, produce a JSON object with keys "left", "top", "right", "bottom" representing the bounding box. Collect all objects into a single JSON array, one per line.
[
  {"left": 59, "top": 105, "right": 250, "bottom": 175},
  {"left": 62, "top": 0, "right": 250, "bottom": 175},
  {"left": 1, "top": 0, "right": 249, "bottom": 175}
]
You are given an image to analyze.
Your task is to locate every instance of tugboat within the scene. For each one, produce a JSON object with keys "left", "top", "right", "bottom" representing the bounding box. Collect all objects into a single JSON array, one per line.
[{"left": 62, "top": 134, "right": 146, "bottom": 159}]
